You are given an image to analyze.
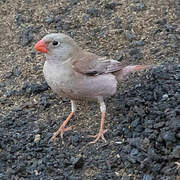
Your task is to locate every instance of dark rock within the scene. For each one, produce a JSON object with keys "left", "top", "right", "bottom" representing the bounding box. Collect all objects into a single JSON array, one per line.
[
  {"left": 113, "top": 124, "right": 123, "bottom": 136},
  {"left": 131, "top": 119, "right": 140, "bottom": 128},
  {"left": 161, "top": 131, "right": 176, "bottom": 143},
  {"left": 19, "top": 27, "right": 33, "bottom": 46},
  {"left": 139, "top": 2, "right": 145, "bottom": 10},
  {"left": 135, "top": 125, "right": 144, "bottom": 132},
  {"left": 45, "top": 17, "right": 54, "bottom": 24},
  {"left": 62, "top": 22, "right": 72, "bottom": 31},
  {"left": 87, "top": 8, "right": 100, "bottom": 17},
  {"left": 82, "top": 14, "right": 89, "bottom": 22},
  {"left": 122, "top": 126, "right": 132, "bottom": 138},
  {"left": 94, "top": 174, "right": 105, "bottom": 180},
  {"left": 56, "top": 24, "right": 63, "bottom": 31},
  {"left": 155, "top": 18, "right": 167, "bottom": 25},
  {"left": 12, "top": 66, "right": 21, "bottom": 76},
  {"left": 33, "top": 64, "right": 41, "bottom": 72},
  {"left": 21, "top": 82, "right": 48, "bottom": 95},
  {"left": 70, "top": 0, "right": 78, "bottom": 6},
  {"left": 134, "top": 105, "right": 146, "bottom": 116},
  {"left": 176, "top": 132, "right": 180, "bottom": 139},
  {"left": 5, "top": 71, "right": 13, "bottom": 78},
  {"left": 142, "top": 174, "right": 153, "bottom": 180},
  {"left": 157, "top": 135, "right": 163, "bottom": 143},
  {"left": 104, "top": 2, "right": 116, "bottom": 10},
  {"left": 127, "top": 138, "right": 141, "bottom": 149},
  {"left": 113, "top": 17, "right": 122, "bottom": 29},
  {"left": 130, "top": 148, "right": 139, "bottom": 163},
  {"left": 68, "top": 176, "right": 81, "bottom": 180},
  {"left": 153, "top": 122, "right": 165, "bottom": 129},
  {"left": 6, "top": 167, "right": 15, "bottom": 175},
  {"left": 150, "top": 48, "right": 160, "bottom": 54},
  {"left": 172, "top": 145, "right": 180, "bottom": 158},
  {"left": 5, "top": 90, "right": 17, "bottom": 97},
  {"left": 121, "top": 176, "right": 131, "bottom": 180},
  {"left": 40, "top": 94, "right": 50, "bottom": 108},
  {"left": 127, "top": 155, "right": 136, "bottom": 164},
  {"left": 161, "top": 164, "right": 175, "bottom": 175},
  {"left": 141, "top": 138, "right": 150, "bottom": 151},
  {"left": 151, "top": 163, "right": 163, "bottom": 173},
  {"left": 153, "top": 28, "right": 162, "bottom": 35},
  {"left": 134, "top": 40, "right": 144, "bottom": 46},
  {"left": 164, "top": 24, "right": 174, "bottom": 32},
  {"left": 0, "top": 82, "right": 5, "bottom": 87},
  {"left": 131, "top": 148, "right": 139, "bottom": 156},
  {"left": 71, "top": 134, "right": 80, "bottom": 146},
  {"left": 170, "top": 119, "right": 180, "bottom": 131},
  {"left": 175, "top": 34, "right": 180, "bottom": 40},
  {"left": 16, "top": 14, "right": 24, "bottom": 25},
  {"left": 177, "top": 51, "right": 180, "bottom": 57},
  {"left": 63, "top": 159, "right": 72, "bottom": 167},
  {"left": 72, "top": 156, "right": 84, "bottom": 169},
  {"left": 54, "top": 16, "right": 62, "bottom": 23},
  {"left": 131, "top": 2, "right": 146, "bottom": 11},
  {"left": 129, "top": 48, "right": 140, "bottom": 56},
  {"left": 129, "top": 47, "right": 142, "bottom": 61},
  {"left": 115, "top": 52, "right": 123, "bottom": 61},
  {"left": 140, "top": 157, "right": 152, "bottom": 169},
  {"left": 144, "top": 128, "right": 154, "bottom": 136},
  {"left": 126, "top": 30, "right": 136, "bottom": 41}
]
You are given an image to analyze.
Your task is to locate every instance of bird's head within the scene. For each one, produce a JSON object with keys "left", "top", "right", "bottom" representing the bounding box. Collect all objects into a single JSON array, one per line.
[{"left": 34, "top": 33, "right": 80, "bottom": 62}]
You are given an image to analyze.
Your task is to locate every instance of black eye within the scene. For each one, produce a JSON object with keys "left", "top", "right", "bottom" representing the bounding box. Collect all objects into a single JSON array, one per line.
[{"left": 52, "top": 40, "right": 59, "bottom": 46}]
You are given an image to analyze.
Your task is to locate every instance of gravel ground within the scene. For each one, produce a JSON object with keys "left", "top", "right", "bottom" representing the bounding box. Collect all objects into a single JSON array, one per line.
[{"left": 0, "top": 0, "right": 180, "bottom": 179}]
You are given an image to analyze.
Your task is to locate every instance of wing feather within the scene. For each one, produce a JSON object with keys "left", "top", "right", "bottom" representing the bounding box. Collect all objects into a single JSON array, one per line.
[{"left": 72, "top": 51, "right": 123, "bottom": 75}]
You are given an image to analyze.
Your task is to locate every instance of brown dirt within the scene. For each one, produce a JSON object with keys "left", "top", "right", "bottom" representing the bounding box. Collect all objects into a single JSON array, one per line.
[{"left": 0, "top": 0, "right": 179, "bottom": 179}]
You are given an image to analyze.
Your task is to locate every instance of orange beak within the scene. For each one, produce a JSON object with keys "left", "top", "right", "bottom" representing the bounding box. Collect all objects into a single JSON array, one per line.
[{"left": 34, "top": 40, "right": 48, "bottom": 53}]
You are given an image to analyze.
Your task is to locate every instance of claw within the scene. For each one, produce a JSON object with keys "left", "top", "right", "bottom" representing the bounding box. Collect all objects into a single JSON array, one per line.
[
  {"left": 88, "top": 129, "right": 108, "bottom": 144},
  {"left": 50, "top": 126, "right": 72, "bottom": 141},
  {"left": 49, "top": 111, "right": 74, "bottom": 142}
]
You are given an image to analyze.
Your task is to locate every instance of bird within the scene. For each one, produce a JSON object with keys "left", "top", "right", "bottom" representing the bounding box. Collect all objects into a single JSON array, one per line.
[{"left": 34, "top": 33, "right": 150, "bottom": 144}]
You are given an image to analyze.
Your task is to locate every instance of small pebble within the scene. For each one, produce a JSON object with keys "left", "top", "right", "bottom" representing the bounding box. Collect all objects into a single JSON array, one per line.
[{"left": 34, "top": 134, "right": 41, "bottom": 143}]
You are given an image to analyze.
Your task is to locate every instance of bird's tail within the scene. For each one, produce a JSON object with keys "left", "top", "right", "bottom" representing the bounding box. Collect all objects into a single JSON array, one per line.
[{"left": 114, "top": 65, "right": 152, "bottom": 81}]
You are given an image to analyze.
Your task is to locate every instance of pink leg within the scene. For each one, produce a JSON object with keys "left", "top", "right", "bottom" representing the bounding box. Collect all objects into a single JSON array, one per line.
[
  {"left": 89, "top": 112, "right": 107, "bottom": 144},
  {"left": 50, "top": 112, "right": 74, "bottom": 141},
  {"left": 50, "top": 100, "right": 76, "bottom": 141}
]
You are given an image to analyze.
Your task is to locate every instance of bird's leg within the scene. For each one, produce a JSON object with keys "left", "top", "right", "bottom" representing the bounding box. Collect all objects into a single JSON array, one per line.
[
  {"left": 89, "top": 97, "right": 108, "bottom": 144},
  {"left": 50, "top": 100, "right": 76, "bottom": 141}
]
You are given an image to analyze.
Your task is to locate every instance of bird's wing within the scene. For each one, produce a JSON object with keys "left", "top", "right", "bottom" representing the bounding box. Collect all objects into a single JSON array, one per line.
[{"left": 72, "top": 51, "right": 123, "bottom": 75}]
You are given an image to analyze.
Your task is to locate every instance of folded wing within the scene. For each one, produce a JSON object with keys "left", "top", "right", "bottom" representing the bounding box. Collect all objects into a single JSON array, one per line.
[{"left": 72, "top": 51, "right": 123, "bottom": 75}]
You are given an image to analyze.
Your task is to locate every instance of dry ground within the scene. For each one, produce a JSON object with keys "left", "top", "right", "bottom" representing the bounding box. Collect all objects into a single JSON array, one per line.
[{"left": 0, "top": 0, "right": 179, "bottom": 179}]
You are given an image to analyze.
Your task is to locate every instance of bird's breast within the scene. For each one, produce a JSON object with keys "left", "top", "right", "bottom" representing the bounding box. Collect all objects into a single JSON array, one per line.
[{"left": 43, "top": 61, "right": 73, "bottom": 94}]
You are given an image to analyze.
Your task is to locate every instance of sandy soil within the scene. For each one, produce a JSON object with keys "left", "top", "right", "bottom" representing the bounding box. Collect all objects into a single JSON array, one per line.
[{"left": 0, "top": 0, "right": 179, "bottom": 179}]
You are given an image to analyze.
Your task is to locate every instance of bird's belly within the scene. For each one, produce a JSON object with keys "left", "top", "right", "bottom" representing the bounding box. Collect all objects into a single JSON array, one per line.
[
  {"left": 51, "top": 74, "right": 117, "bottom": 101},
  {"left": 43, "top": 63, "right": 117, "bottom": 101}
]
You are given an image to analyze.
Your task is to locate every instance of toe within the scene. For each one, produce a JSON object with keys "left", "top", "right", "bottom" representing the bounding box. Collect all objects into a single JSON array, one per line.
[
  {"left": 88, "top": 129, "right": 108, "bottom": 144},
  {"left": 49, "top": 132, "right": 58, "bottom": 142},
  {"left": 50, "top": 126, "right": 72, "bottom": 140},
  {"left": 101, "top": 134, "right": 106, "bottom": 142}
]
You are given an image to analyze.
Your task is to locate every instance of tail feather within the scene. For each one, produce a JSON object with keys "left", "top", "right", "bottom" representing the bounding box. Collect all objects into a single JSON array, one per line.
[{"left": 114, "top": 65, "right": 152, "bottom": 81}]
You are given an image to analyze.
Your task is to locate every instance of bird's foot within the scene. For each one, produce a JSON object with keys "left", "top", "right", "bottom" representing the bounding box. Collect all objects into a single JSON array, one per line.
[
  {"left": 88, "top": 129, "right": 108, "bottom": 144},
  {"left": 50, "top": 126, "right": 72, "bottom": 141}
]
